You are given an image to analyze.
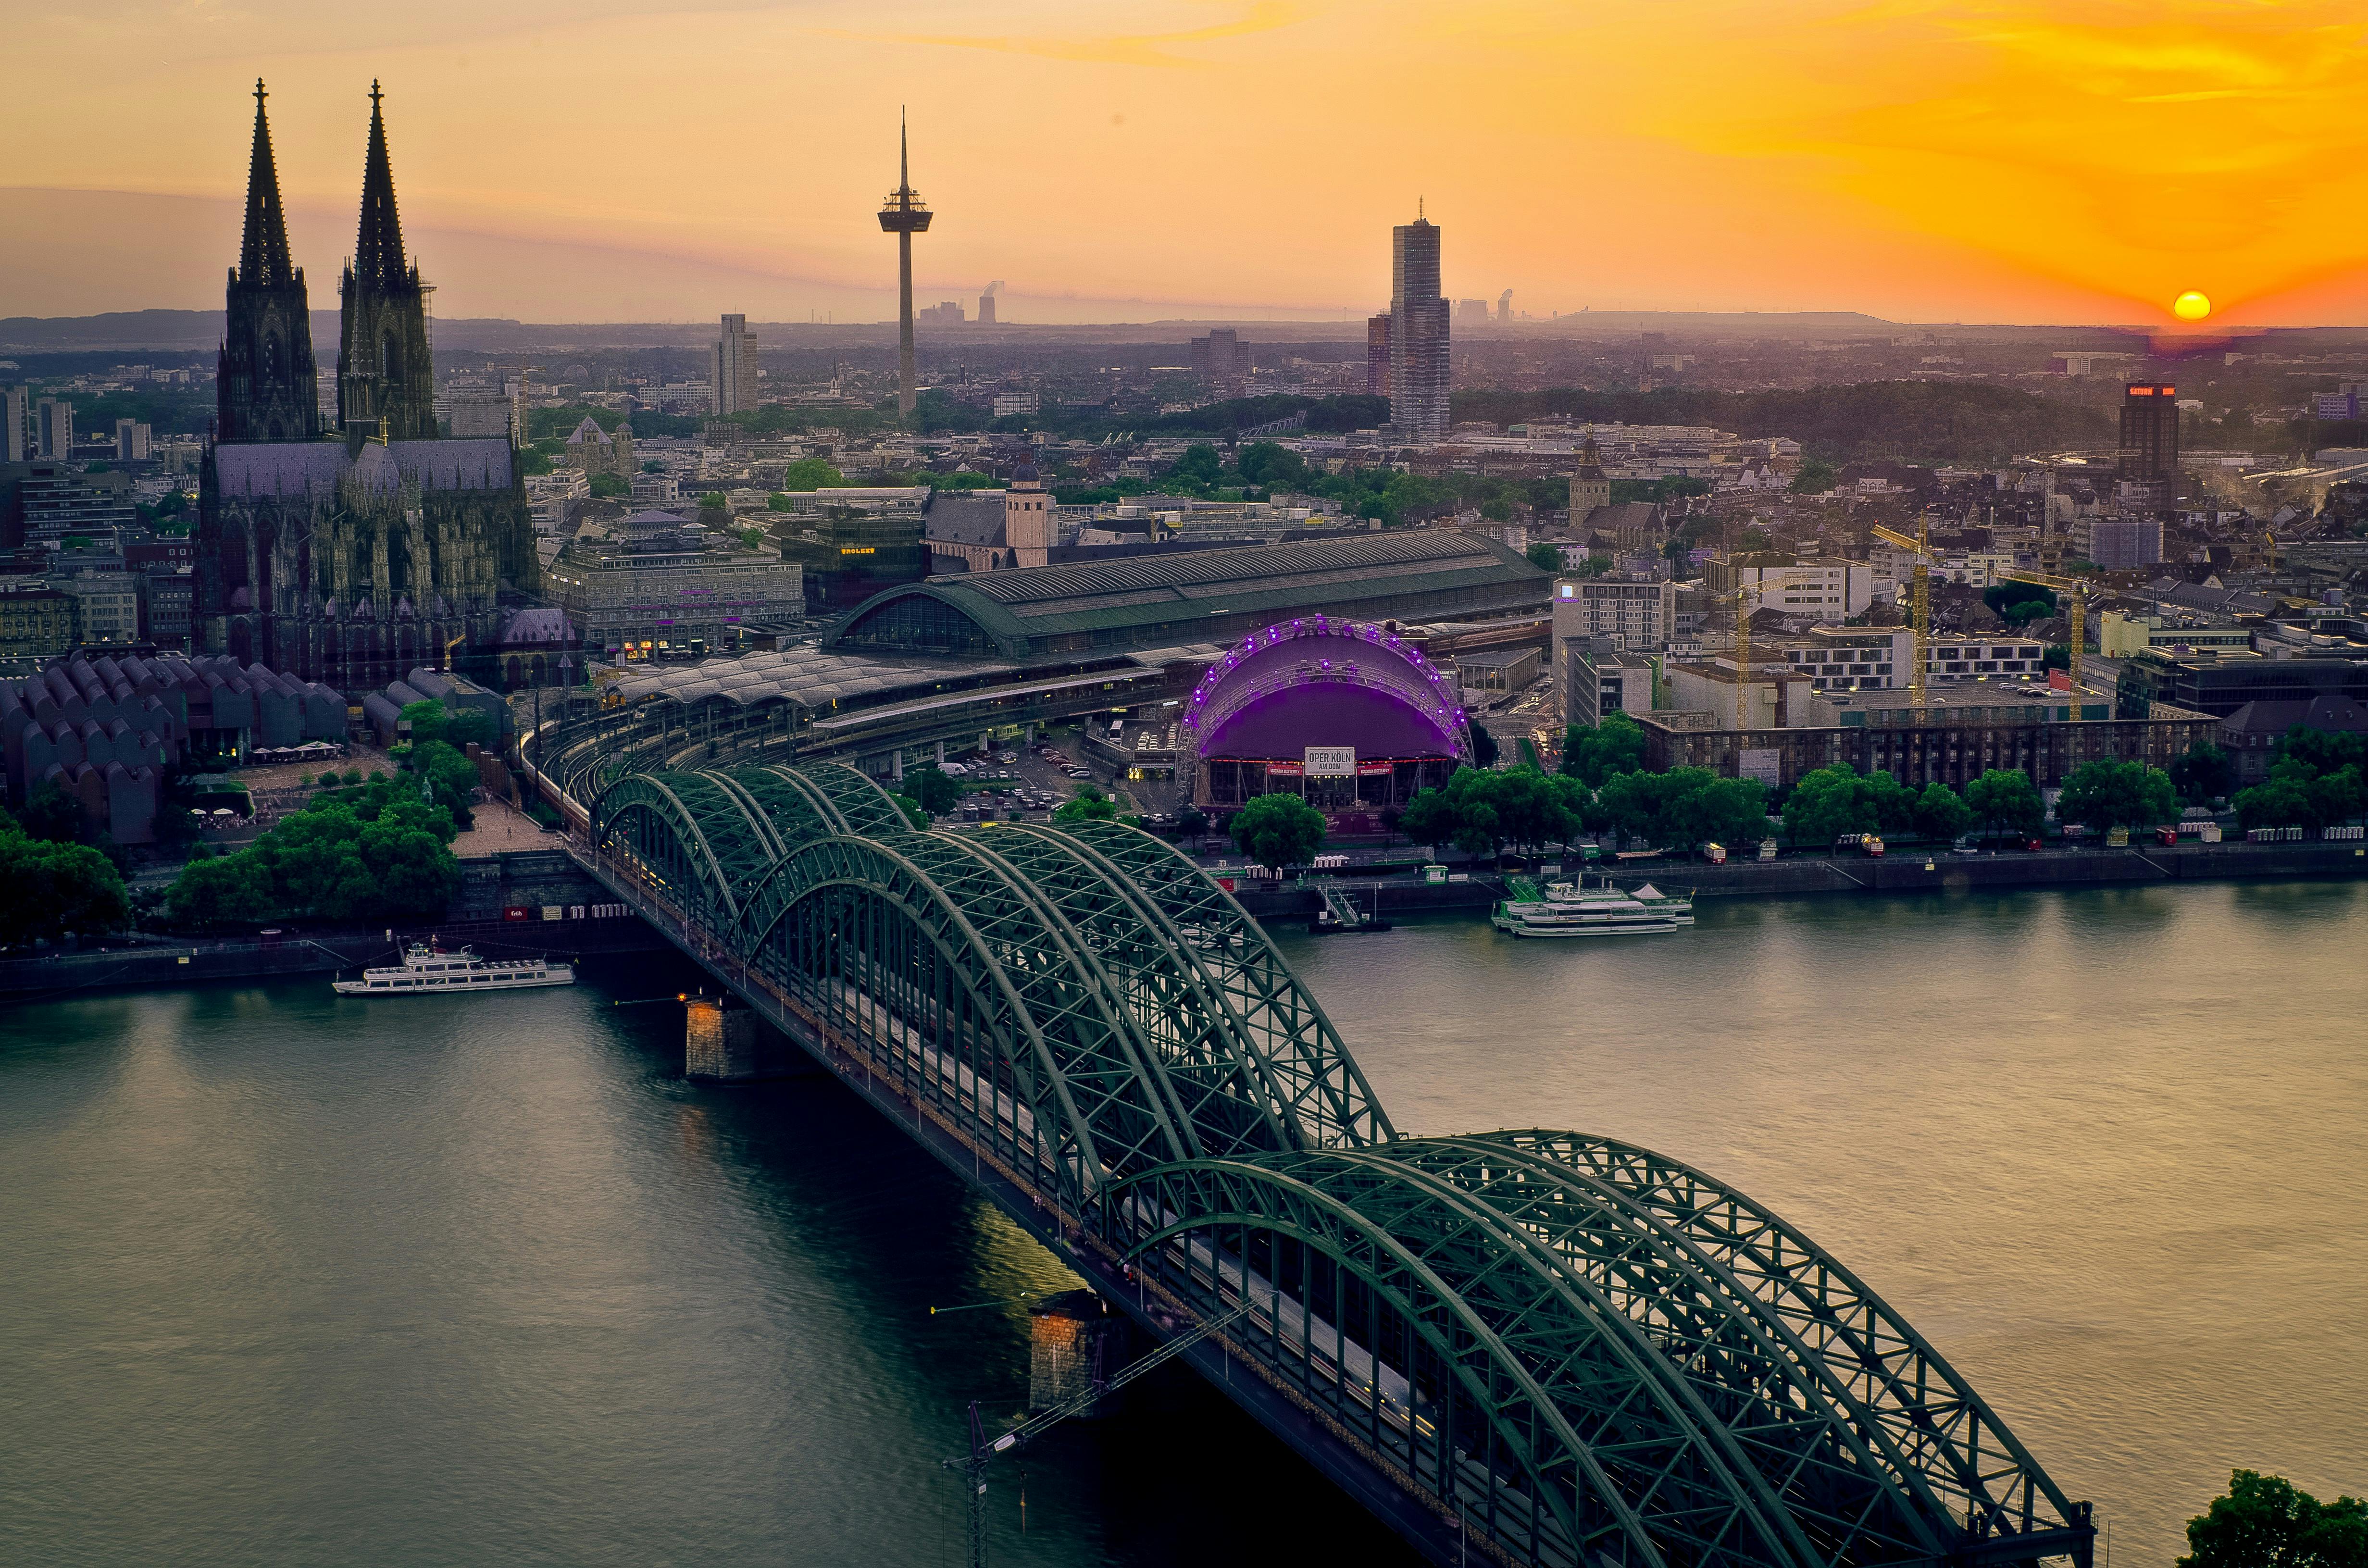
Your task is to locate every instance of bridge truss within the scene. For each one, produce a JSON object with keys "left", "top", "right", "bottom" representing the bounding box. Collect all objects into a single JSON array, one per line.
[{"left": 585, "top": 762, "right": 2094, "bottom": 1568}]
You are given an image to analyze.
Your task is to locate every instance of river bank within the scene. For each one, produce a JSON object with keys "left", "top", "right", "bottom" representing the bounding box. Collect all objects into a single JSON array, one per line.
[
  {"left": 0, "top": 846, "right": 658, "bottom": 1000},
  {"left": 12, "top": 836, "right": 2363, "bottom": 998},
  {"left": 1225, "top": 835, "right": 2368, "bottom": 919}
]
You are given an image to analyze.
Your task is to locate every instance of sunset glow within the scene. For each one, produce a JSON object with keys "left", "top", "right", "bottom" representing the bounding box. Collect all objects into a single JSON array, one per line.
[{"left": 3, "top": 0, "right": 2367, "bottom": 324}]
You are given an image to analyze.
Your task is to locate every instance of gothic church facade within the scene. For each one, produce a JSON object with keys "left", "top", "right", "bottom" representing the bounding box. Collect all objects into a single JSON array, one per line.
[{"left": 195, "top": 82, "right": 540, "bottom": 689}]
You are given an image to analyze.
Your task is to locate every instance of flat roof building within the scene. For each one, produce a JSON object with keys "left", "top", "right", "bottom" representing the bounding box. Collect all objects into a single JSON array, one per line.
[{"left": 1636, "top": 680, "right": 2215, "bottom": 791}]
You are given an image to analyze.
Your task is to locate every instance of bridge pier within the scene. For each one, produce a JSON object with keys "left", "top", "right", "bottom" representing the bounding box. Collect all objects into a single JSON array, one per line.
[
  {"left": 1029, "top": 1291, "right": 1128, "bottom": 1416},
  {"left": 684, "top": 997, "right": 821, "bottom": 1081}
]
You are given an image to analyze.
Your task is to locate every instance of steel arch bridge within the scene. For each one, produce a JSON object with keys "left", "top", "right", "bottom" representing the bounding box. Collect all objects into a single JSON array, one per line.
[{"left": 584, "top": 762, "right": 2092, "bottom": 1568}]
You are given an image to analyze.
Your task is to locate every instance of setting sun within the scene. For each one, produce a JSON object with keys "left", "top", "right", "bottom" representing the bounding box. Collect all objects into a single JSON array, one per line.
[{"left": 2173, "top": 290, "right": 2213, "bottom": 322}]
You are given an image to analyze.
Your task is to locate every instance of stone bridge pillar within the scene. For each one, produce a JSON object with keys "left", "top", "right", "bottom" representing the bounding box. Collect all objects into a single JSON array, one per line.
[
  {"left": 684, "top": 996, "right": 824, "bottom": 1080},
  {"left": 1028, "top": 1291, "right": 1127, "bottom": 1416}
]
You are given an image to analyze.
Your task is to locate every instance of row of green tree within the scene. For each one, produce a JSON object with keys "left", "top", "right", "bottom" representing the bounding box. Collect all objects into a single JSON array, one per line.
[
  {"left": 2180, "top": 1470, "right": 2364, "bottom": 1568},
  {"left": 165, "top": 774, "right": 463, "bottom": 929},
  {"left": 0, "top": 803, "right": 130, "bottom": 949},
  {"left": 1055, "top": 437, "right": 1577, "bottom": 526},
  {"left": 2231, "top": 728, "right": 2368, "bottom": 832},
  {"left": 161, "top": 709, "right": 486, "bottom": 930}
]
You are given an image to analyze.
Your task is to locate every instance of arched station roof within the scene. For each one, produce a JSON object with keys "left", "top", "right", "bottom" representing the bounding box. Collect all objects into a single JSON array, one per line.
[{"left": 826, "top": 532, "right": 1550, "bottom": 662}]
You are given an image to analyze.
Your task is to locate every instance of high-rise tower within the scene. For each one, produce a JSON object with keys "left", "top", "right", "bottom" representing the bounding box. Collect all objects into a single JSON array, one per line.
[
  {"left": 712, "top": 313, "right": 759, "bottom": 415},
  {"left": 217, "top": 80, "right": 321, "bottom": 444},
  {"left": 338, "top": 82, "right": 436, "bottom": 441},
  {"left": 1388, "top": 205, "right": 1449, "bottom": 444},
  {"left": 876, "top": 110, "right": 932, "bottom": 418}
]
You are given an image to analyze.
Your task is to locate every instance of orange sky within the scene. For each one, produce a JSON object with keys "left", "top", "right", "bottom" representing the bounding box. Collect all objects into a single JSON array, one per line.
[{"left": 4, "top": 0, "right": 2366, "bottom": 326}]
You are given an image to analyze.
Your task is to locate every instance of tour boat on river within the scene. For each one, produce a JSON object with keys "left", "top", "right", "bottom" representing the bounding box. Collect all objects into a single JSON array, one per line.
[
  {"left": 334, "top": 943, "right": 575, "bottom": 996},
  {"left": 1491, "top": 877, "right": 1678, "bottom": 939}
]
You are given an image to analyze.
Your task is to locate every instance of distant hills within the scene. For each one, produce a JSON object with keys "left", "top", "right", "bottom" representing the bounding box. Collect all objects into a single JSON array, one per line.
[{"left": 8, "top": 307, "right": 2363, "bottom": 357}]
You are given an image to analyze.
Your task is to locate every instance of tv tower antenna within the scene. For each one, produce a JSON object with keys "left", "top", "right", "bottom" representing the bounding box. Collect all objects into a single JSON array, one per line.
[{"left": 877, "top": 107, "right": 933, "bottom": 418}]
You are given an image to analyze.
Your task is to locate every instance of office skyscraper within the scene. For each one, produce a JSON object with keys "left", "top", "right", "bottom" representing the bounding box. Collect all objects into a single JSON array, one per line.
[
  {"left": 2119, "top": 383, "right": 2180, "bottom": 481},
  {"left": 1388, "top": 208, "right": 1449, "bottom": 443},
  {"left": 711, "top": 314, "right": 759, "bottom": 415},
  {"left": 1366, "top": 312, "right": 1392, "bottom": 397},
  {"left": 3, "top": 386, "right": 25, "bottom": 462},
  {"left": 37, "top": 398, "right": 73, "bottom": 459}
]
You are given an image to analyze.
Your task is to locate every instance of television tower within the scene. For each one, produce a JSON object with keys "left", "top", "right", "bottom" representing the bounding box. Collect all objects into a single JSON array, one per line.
[{"left": 877, "top": 108, "right": 932, "bottom": 418}]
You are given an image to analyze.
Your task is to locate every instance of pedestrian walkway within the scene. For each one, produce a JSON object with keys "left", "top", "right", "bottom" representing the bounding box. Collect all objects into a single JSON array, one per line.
[{"left": 452, "top": 797, "right": 552, "bottom": 858}]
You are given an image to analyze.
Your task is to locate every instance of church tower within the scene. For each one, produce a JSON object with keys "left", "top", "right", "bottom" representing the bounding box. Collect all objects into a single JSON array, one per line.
[
  {"left": 1569, "top": 429, "right": 1611, "bottom": 520},
  {"left": 337, "top": 82, "right": 436, "bottom": 441},
  {"left": 1002, "top": 452, "right": 1052, "bottom": 568},
  {"left": 217, "top": 81, "right": 320, "bottom": 443}
]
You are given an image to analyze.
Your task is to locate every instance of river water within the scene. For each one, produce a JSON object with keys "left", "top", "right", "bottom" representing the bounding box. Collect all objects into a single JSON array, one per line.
[{"left": 2, "top": 881, "right": 2360, "bottom": 1567}]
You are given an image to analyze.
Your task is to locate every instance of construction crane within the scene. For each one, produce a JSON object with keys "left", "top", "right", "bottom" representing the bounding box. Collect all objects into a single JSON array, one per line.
[
  {"left": 1717, "top": 563, "right": 1847, "bottom": 730},
  {"left": 1996, "top": 564, "right": 2100, "bottom": 719},
  {"left": 942, "top": 1303, "right": 1246, "bottom": 1568},
  {"left": 1867, "top": 517, "right": 1932, "bottom": 718}
]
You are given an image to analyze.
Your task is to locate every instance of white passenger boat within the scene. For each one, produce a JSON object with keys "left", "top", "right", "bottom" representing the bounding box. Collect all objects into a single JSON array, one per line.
[
  {"left": 334, "top": 942, "right": 575, "bottom": 995},
  {"left": 1626, "top": 881, "right": 1695, "bottom": 925},
  {"left": 1491, "top": 880, "right": 1677, "bottom": 938}
]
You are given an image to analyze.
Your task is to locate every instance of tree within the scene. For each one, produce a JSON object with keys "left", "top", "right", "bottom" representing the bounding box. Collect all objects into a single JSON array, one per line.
[
  {"left": 890, "top": 793, "right": 928, "bottom": 830},
  {"left": 1053, "top": 784, "right": 1119, "bottom": 824},
  {"left": 2171, "top": 741, "right": 2235, "bottom": 805},
  {"left": 1782, "top": 763, "right": 1877, "bottom": 848},
  {"left": 1468, "top": 720, "right": 1500, "bottom": 768},
  {"left": 1175, "top": 806, "right": 1209, "bottom": 840},
  {"left": 587, "top": 473, "right": 629, "bottom": 498},
  {"left": 1525, "top": 540, "right": 1564, "bottom": 572},
  {"left": 0, "top": 815, "right": 129, "bottom": 947},
  {"left": 1982, "top": 583, "right": 2055, "bottom": 620},
  {"left": 1167, "top": 443, "right": 1224, "bottom": 489},
  {"left": 772, "top": 457, "right": 845, "bottom": 494},
  {"left": 444, "top": 707, "right": 499, "bottom": 751},
  {"left": 2056, "top": 759, "right": 2177, "bottom": 832},
  {"left": 18, "top": 779, "right": 85, "bottom": 843},
  {"left": 1789, "top": 459, "right": 1837, "bottom": 494},
  {"left": 399, "top": 697, "right": 449, "bottom": 745},
  {"left": 1666, "top": 775, "right": 1771, "bottom": 849},
  {"left": 904, "top": 766, "right": 961, "bottom": 816},
  {"left": 1911, "top": 781, "right": 1975, "bottom": 843},
  {"left": 1562, "top": 712, "right": 1646, "bottom": 787},
  {"left": 162, "top": 848, "right": 276, "bottom": 931},
  {"left": 1229, "top": 792, "right": 1328, "bottom": 870},
  {"left": 408, "top": 739, "right": 483, "bottom": 827},
  {"left": 164, "top": 783, "right": 461, "bottom": 929},
  {"left": 2180, "top": 1470, "right": 2368, "bottom": 1568},
  {"left": 2235, "top": 753, "right": 2367, "bottom": 832},
  {"left": 1235, "top": 441, "right": 1307, "bottom": 489},
  {"left": 1595, "top": 766, "right": 1760, "bottom": 850},
  {"left": 1965, "top": 768, "right": 2045, "bottom": 842}
]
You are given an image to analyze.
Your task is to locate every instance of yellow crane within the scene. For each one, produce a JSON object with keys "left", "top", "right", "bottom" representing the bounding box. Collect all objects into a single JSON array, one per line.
[
  {"left": 1867, "top": 516, "right": 1932, "bottom": 717},
  {"left": 1718, "top": 564, "right": 1846, "bottom": 730},
  {"left": 1995, "top": 565, "right": 2098, "bottom": 720}
]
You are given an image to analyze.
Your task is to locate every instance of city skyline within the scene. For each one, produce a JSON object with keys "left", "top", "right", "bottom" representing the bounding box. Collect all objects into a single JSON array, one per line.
[{"left": 5, "top": 0, "right": 2368, "bottom": 327}]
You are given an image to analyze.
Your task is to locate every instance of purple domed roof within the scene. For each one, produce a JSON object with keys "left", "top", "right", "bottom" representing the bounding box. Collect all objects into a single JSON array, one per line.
[{"left": 1183, "top": 618, "right": 1468, "bottom": 764}]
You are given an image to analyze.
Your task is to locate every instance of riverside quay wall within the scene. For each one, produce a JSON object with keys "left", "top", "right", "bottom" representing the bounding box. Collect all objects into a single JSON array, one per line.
[
  {"left": 0, "top": 848, "right": 668, "bottom": 1000},
  {"left": 1225, "top": 837, "right": 2368, "bottom": 918}
]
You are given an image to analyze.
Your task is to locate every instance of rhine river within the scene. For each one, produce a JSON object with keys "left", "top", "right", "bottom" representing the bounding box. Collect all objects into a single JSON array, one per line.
[{"left": 2, "top": 880, "right": 2361, "bottom": 1567}]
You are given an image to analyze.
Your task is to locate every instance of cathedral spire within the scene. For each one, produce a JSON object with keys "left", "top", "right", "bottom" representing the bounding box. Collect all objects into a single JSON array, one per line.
[
  {"left": 353, "top": 79, "right": 408, "bottom": 293},
  {"left": 239, "top": 78, "right": 295, "bottom": 289}
]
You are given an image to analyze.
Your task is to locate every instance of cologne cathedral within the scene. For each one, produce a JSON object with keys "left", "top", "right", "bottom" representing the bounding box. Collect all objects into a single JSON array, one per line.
[{"left": 194, "top": 82, "right": 541, "bottom": 688}]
